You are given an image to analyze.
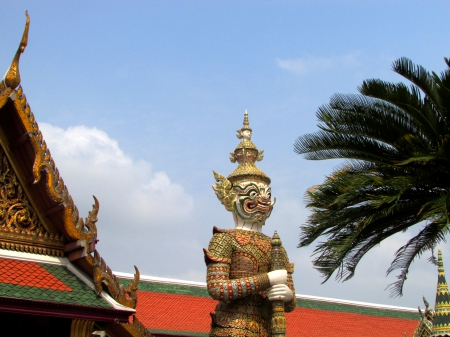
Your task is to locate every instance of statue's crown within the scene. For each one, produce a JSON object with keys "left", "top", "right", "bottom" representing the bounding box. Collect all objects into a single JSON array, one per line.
[
  {"left": 212, "top": 111, "right": 271, "bottom": 212},
  {"left": 228, "top": 110, "right": 270, "bottom": 185}
]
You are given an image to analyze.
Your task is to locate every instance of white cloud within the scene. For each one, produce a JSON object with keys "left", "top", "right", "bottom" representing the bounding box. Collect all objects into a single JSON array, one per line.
[
  {"left": 40, "top": 123, "right": 194, "bottom": 226},
  {"left": 276, "top": 52, "right": 361, "bottom": 75},
  {"left": 38, "top": 123, "right": 196, "bottom": 273}
]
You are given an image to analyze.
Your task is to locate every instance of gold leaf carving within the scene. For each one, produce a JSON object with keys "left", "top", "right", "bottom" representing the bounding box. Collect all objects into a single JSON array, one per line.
[
  {"left": 0, "top": 147, "right": 43, "bottom": 232},
  {"left": 92, "top": 250, "right": 140, "bottom": 309},
  {"left": 0, "top": 146, "right": 65, "bottom": 256}
]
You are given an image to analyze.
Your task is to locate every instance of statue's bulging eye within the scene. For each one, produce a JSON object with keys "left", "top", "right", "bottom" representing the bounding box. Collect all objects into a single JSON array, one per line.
[{"left": 250, "top": 191, "right": 257, "bottom": 198}]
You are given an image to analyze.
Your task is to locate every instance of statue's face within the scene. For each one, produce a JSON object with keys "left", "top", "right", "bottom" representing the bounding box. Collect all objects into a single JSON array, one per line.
[
  {"left": 242, "top": 130, "right": 252, "bottom": 140},
  {"left": 233, "top": 181, "right": 273, "bottom": 223}
]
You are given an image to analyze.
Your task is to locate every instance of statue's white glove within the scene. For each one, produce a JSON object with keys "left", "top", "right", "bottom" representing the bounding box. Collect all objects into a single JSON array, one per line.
[
  {"left": 267, "top": 284, "right": 294, "bottom": 302},
  {"left": 267, "top": 270, "right": 287, "bottom": 286}
]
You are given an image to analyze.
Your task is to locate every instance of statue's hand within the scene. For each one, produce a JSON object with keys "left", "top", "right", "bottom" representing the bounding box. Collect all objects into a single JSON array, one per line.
[
  {"left": 268, "top": 270, "right": 287, "bottom": 285},
  {"left": 267, "top": 284, "right": 293, "bottom": 302}
]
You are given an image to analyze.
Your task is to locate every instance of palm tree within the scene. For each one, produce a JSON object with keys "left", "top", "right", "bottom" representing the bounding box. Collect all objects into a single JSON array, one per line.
[{"left": 294, "top": 57, "right": 450, "bottom": 296}]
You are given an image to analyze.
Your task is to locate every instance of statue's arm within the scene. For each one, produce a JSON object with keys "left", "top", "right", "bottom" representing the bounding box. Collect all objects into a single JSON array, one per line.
[
  {"left": 204, "top": 233, "right": 271, "bottom": 302},
  {"left": 205, "top": 261, "right": 271, "bottom": 302}
]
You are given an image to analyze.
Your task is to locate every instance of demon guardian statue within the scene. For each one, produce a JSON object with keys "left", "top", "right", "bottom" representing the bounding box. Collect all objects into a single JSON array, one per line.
[{"left": 204, "top": 111, "right": 296, "bottom": 337}]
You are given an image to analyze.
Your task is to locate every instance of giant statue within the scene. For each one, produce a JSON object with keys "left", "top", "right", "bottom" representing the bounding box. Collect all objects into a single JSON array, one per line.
[{"left": 204, "top": 111, "right": 296, "bottom": 337}]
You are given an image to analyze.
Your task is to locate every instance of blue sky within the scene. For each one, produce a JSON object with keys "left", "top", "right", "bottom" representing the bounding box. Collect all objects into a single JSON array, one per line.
[{"left": 2, "top": 1, "right": 450, "bottom": 308}]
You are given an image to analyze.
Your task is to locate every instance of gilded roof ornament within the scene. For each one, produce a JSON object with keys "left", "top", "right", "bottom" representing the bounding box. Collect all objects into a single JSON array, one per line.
[{"left": 0, "top": 11, "right": 29, "bottom": 109}]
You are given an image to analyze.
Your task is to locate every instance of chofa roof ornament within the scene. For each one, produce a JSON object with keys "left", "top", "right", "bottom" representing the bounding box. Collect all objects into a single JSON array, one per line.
[
  {"left": 4, "top": 11, "right": 29, "bottom": 89},
  {"left": 0, "top": 11, "right": 29, "bottom": 109}
]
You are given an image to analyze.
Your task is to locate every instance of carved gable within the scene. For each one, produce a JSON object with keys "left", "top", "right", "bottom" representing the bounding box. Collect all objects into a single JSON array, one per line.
[{"left": 0, "top": 145, "right": 65, "bottom": 256}]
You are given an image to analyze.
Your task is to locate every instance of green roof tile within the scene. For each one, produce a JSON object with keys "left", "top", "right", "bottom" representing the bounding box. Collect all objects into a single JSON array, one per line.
[
  {"left": 0, "top": 262, "right": 112, "bottom": 309},
  {"left": 297, "top": 298, "right": 418, "bottom": 320}
]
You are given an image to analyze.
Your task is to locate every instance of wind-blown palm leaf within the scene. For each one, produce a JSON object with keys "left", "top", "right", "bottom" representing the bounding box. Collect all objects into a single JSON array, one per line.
[{"left": 295, "top": 57, "right": 450, "bottom": 296}]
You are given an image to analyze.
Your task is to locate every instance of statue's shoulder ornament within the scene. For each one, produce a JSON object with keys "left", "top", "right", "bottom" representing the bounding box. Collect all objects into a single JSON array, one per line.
[{"left": 212, "top": 226, "right": 271, "bottom": 254}]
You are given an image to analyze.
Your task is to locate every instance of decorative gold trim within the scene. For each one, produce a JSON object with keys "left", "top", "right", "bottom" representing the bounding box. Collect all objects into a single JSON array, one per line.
[
  {"left": 92, "top": 250, "right": 140, "bottom": 309},
  {"left": 0, "top": 226, "right": 64, "bottom": 257},
  {"left": 431, "top": 324, "right": 450, "bottom": 332}
]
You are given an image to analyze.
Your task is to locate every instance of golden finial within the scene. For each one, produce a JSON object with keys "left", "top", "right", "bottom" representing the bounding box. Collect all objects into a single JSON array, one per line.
[
  {"left": 4, "top": 11, "right": 30, "bottom": 89},
  {"left": 236, "top": 109, "right": 252, "bottom": 139}
]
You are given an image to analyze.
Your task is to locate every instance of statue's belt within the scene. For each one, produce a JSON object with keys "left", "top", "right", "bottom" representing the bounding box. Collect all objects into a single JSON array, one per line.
[{"left": 217, "top": 302, "right": 261, "bottom": 315}]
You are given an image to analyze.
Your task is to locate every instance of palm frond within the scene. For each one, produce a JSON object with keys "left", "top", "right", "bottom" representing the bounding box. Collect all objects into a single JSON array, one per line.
[{"left": 296, "top": 55, "right": 450, "bottom": 296}]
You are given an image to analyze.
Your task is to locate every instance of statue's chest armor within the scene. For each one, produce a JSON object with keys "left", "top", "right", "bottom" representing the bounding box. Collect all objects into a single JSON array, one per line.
[{"left": 229, "top": 231, "right": 271, "bottom": 279}]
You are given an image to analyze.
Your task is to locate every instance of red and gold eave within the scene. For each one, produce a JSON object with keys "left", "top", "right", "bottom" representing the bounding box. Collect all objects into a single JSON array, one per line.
[{"left": 0, "top": 12, "right": 148, "bottom": 336}]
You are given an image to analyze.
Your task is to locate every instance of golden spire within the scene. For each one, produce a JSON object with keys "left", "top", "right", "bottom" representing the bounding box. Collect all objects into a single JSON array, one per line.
[
  {"left": 431, "top": 249, "right": 450, "bottom": 336},
  {"left": 237, "top": 109, "right": 252, "bottom": 136},
  {"left": 228, "top": 110, "right": 270, "bottom": 185}
]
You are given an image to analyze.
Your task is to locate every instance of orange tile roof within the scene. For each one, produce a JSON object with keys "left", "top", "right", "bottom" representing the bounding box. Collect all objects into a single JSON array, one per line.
[
  {"left": 288, "top": 307, "right": 417, "bottom": 336},
  {"left": 0, "top": 258, "right": 71, "bottom": 291},
  {"left": 128, "top": 278, "right": 419, "bottom": 337},
  {"left": 136, "top": 290, "right": 215, "bottom": 335}
]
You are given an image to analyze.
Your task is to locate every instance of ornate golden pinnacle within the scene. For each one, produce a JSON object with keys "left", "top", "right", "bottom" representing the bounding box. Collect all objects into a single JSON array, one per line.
[
  {"left": 4, "top": 11, "right": 29, "bottom": 89},
  {"left": 236, "top": 109, "right": 252, "bottom": 139},
  {"left": 228, "top": 110, "right": 270, "bottom": 185}
]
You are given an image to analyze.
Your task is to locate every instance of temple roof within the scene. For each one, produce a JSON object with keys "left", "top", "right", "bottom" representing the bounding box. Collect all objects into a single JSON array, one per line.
[{"left": 117, "top": 273, "right": 419, "bottom": 337}]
